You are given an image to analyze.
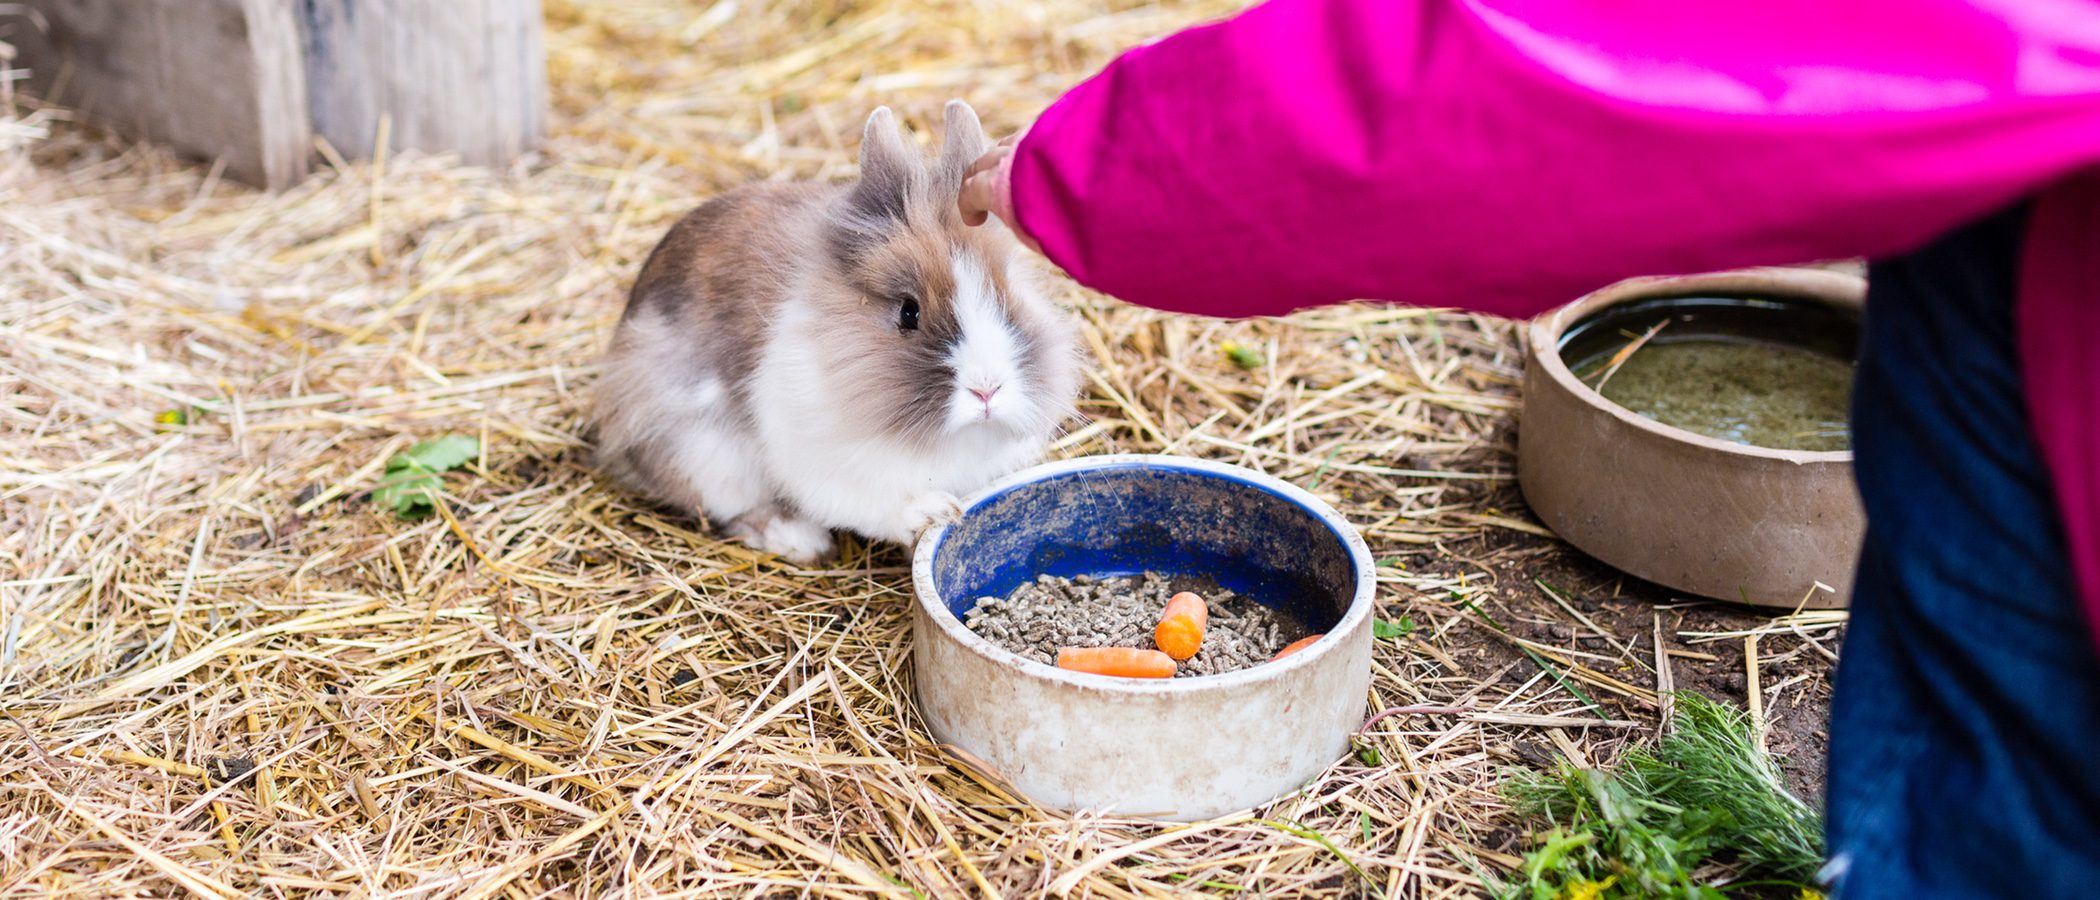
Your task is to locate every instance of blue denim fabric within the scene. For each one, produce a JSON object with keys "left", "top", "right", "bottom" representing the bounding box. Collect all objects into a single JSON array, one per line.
[{"left": 1826, "top": 204, "right": 2100, "bottom": 898}]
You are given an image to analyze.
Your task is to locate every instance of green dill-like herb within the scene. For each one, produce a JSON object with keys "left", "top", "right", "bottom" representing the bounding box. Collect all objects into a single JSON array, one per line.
[{"left": 1490, "top": 692, "right": 1825, "bottom": 899}]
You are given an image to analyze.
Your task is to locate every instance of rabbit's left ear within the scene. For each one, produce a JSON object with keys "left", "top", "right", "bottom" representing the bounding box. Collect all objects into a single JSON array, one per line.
[
  {"left": 851, "top": 106, "right": 921, "bottom": 224},
  {"left": 939, "top": 100, "right": 990, "bottom": 185}
]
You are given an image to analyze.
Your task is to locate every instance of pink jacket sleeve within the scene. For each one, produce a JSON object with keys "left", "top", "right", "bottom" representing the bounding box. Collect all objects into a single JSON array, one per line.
[
  {"left": 1011, "top": 0, "right": 2100, "bottom": 649},
  {"left": 1009, "top": 0, "right": 2100, "bottom": 319}
]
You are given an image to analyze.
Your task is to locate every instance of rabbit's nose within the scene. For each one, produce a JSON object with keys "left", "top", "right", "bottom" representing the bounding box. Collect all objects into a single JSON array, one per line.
[{"left": 970, "top": 386, "right": 1000, "bottom": 404}]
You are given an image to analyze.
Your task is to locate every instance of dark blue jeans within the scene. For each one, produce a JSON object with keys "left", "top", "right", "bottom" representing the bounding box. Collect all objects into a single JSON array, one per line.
[{"left": 1827, "top": 204, "right": 2100, "bottom": 897}]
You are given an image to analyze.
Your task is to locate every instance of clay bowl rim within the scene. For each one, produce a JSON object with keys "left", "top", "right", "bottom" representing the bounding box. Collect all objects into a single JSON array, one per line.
[
  {"left": 1528, "top": 266, "right": 1867, "bottom": 465},
  {"left": 910, "top": 453, "right": 1378, "bottom": 697}
]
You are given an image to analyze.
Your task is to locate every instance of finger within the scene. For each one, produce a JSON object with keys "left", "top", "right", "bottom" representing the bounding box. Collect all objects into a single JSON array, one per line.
[
  {"left": 962, "top": 144, "right": 1009, "bottom": 182},
  {"left": 958, "top": 146, "right": 1009, "bottom": 226},
  {"left": 958, "top": 175, "right": 993, "bottom": 226}
]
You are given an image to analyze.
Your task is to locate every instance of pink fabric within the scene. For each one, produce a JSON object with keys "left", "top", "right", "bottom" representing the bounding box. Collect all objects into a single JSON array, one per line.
[
  {"left": 1008, "top": 0, "right": 2100, "bottom": 643},
  {"left": 2021, "top": 174, "right": 2100, "bottom": 649}
]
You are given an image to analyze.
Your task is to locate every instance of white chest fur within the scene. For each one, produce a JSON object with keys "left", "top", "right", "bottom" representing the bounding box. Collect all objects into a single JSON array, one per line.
[{"left": 747, "top": 287, "right": 1051, "bottom": 544}]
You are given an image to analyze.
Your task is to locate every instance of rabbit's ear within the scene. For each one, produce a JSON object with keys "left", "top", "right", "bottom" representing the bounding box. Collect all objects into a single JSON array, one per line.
[
  {"left": 938, "top": 100, "right": 989, "bottom": 186},
  {"left": 852, "top": 106, "right": 920, "bottom": 222}
]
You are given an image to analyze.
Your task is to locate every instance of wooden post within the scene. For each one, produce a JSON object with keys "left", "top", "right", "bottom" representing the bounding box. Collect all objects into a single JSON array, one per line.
[
  {"left": 6, "top": 0, "right": 546, "bottom": 188},
  {"left": 11, "top": 0, "right": 311, "bottom": 188},
  {"left": 301, "top": 0, "right": 546, "bottom": 169}
]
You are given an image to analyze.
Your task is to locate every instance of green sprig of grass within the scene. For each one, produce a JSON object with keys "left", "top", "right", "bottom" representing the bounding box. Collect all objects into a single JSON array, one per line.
[{"left": 1491, "top": 693, "right": 1825, "bottom": 899}]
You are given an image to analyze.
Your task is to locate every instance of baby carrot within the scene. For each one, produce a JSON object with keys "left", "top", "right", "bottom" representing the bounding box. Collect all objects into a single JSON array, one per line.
[
  {"left": 1153, "top": 591, "right": 1210, "bottom": 661},
  {"left": 1270, "top": 633, "right": 1326, "bottom": 662},
  {"left": 1056, "top": 647, "right": 1177, "bottom": 678}
]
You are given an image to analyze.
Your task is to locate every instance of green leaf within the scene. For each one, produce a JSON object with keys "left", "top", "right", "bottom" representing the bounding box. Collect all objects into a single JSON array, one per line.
[
  {"left": 1372, "top": 616, "right": 1416, "bottom": 640},
  {"left": 373, "top": 469, "right": 442, "bottom": 519},
  {"left": 1351, "top": 735, "right": 1383, "bottom": 767},
  {"left": 1360, "top": 810, "right": 1374, "bottom": 842},
  {"left": 1519, "top": 644, "right": 1604, "bottom": 715},
  {"left": 1221, "top": 341, "right": 1265, "bottom": 370},
  {"left": 372, "top": 434, "right": 480, "bottom": 520},
  {"left": 395, "top": 434, "right": 480, "bottom": 473},
  {"left": 154, "top": 406, "right": 205, "bottom": 432}
]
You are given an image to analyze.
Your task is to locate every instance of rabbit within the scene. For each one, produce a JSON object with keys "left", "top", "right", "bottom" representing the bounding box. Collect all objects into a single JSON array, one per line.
[{"left": 591, "top": 101, "right": 1081, "bottom": 563}]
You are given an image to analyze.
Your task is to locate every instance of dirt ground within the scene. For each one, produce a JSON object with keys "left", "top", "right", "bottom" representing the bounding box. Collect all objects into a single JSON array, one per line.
[{"left": 1419, "top": 525, "right": 1836, "bottom": 805}]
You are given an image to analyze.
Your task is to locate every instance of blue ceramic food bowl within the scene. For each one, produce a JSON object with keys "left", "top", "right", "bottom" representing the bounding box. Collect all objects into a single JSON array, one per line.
[{"left": 910, "top": 454, "right": 1376, "bottom": 820}]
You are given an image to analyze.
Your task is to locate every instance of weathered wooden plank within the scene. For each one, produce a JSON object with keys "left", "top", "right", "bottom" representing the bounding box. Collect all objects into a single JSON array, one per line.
[
  {"left": 7, "top": 0, "right": 546, "bottom": 187},
  {"left": 10, "top": 0, "right": 311, "bottom": 188},
  {"left": 300, "top": 0, "right": 546, "bottom": 168}
]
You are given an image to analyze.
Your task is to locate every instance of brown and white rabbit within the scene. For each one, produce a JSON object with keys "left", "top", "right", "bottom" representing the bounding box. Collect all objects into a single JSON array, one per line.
[{"left": 592, "top": 101, "right": 1080, "bottom": 563}]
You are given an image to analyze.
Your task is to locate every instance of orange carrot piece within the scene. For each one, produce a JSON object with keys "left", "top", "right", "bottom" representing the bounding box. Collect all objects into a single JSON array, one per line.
[
  {"left": 1153, "top": 591, "right": 1210, "bottom": 661},
  {"left": 1056, "top": 647, "right": 1177, "bottom": 678},
  {"left": 1270, "top": 633, "right": 1326, "bottom": 662}
]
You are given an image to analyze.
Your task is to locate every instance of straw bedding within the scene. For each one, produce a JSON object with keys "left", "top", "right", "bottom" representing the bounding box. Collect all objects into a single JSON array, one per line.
[{"left": 0, "top": 1, "right": 1840, "bottom": 896}]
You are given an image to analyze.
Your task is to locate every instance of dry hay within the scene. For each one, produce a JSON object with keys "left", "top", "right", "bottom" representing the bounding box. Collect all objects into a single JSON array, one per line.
[{"left": 0, "top": 1, "right": 1809, "bottom": 897}]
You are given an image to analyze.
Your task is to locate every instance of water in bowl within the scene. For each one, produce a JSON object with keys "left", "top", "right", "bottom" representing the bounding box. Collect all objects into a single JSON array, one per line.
[{"left": 1591, "top": 338, "right": 1851, "bottom": 452}]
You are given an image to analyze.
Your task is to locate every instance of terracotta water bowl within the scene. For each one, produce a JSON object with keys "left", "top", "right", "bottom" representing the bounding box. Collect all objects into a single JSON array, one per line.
[{"left": 1518, "top": 268, "right": 1866, "bottom": 609}]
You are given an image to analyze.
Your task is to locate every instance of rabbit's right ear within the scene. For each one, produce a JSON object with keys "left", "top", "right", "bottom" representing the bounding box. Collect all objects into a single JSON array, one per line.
[
  {"left": 852, "top": 107, "right": 918, "bottom": 223},
  {"left": 938, "top": 100, "right": 989, "bottom": 186}
]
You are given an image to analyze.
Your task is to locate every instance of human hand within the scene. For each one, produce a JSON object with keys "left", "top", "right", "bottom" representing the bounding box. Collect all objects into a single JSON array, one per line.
[{"left": 958, "top": 135, "right": 1042, "bottom": 255}]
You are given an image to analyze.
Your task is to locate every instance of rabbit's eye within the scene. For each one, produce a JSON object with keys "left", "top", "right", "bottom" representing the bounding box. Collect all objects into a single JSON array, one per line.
[{"left": 897, "top": 296, "right": 921, "bottom": 331}]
